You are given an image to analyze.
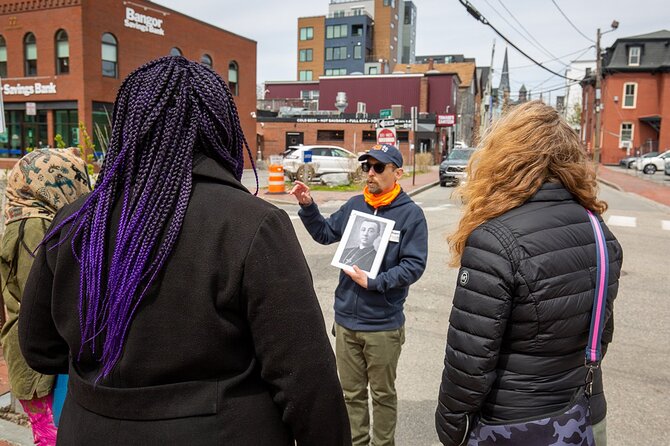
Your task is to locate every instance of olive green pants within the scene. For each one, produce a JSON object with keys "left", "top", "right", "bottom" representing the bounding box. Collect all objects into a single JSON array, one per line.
[
  {"left": 593, "top": 418, "right": 607, "bottom": 446},
  {"left": 335, "top": 323, "right": 405, "bottom": 446}
]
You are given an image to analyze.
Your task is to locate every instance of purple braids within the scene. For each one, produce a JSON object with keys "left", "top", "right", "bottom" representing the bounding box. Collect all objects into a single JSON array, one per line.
[{"left": 46, "top": 56, "right": 256, "bottom": 379}]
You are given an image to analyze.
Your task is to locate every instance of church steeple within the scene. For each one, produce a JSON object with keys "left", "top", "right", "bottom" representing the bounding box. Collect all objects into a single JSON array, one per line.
[{"left": 499, "top": 48, "right": 510, "bottom": 93}]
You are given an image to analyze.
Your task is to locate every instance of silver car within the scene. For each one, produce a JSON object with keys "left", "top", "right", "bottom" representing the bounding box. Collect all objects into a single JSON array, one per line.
[{"left": 282, "top": 145, "right": 359, "bottom": 182}]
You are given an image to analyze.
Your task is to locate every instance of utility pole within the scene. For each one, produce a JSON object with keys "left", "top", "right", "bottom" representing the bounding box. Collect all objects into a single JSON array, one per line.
[{"left": 594, "top": 27, "right": 602, "bottom": 170}]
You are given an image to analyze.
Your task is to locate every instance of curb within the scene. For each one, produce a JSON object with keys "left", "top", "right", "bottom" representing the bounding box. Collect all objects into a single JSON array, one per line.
[
  {"left": 406, "top": 180, "right": 440, "bottom": 197},
  {"left": 0, "top": 418, "right": 32, "bottom": 446},
  {"left": 596, "top": 177, "right": 623, "bottom": 192}
]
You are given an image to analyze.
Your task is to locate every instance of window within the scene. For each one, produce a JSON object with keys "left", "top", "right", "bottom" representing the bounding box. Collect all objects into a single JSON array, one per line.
[
  {"left": 200, "top": 54, "right": 212, "bottom": 68},
  {"left": 24, "top": 32, "right": 37, "bottom": 76},
  {"left": 55, "top": 29, "right": 69, "bottom": 74},
  {"left": 0, "top": 35, "right": 6, "bottom": 78},
  {"left": 299, "top": 49, "right": 313, "bottom": 62},
  {"left": 228, "top": 61, "right": 239, "bottom": 96},
  {"left": 317, "top": 130, "right": 344, "bottom": 141},
  {"left": 326, "top": 24, "right": 348, "bottom": 39},
  {"left": 628, "top": 46, "right": 641, "bottom": 66},
  {"left": 354, "top": 46, "right": 362, "bottom": 59},
  {"left": 101, "top": 33, "right": 118, "bottom": 78},
  {"left": 299, "top": 70, "right": 313, "bottom": 81},
  {"left": 299, "top": 27, "right": 314, "bottom": 41},
  {"left": 362, "top": 130, "right": 377, "bottom": 142},
  {"left": 367, "top": 66, "right": 378, "bottom": 75},
  {"left": 301, "top": 90, "right": 319, "bottom": 100},
  {"left": 325, "top": 68, "right": 347, "bottom": 76},
  {"left": 170, "top": 47, "right": 182, "bottom": 56},
  {"left": 620, "top": 123, "right": 633, "bottom": 146},
  {"left": 333, "top": 10, "right": 345, "bottom": 18},
  {"left": 352, "top": 24, "right": 363, "bottom": 36},
  {"left": 397, "top": 131, "right": 409, "bottom": 143},
  {"left": 326, "top": 46, "right": 347, "bottom": 61},
  {"left": 383, "top": 0, "right": 391, "bottom": 5},
  {"left": 54, "top": 109, "right": 79, "bottom": 147},
  {"left": 622, "top": 83, "right": 637, "bottom": 108},
  {"left": 92, "top": 102, "right": 113, "bottom": 159}
]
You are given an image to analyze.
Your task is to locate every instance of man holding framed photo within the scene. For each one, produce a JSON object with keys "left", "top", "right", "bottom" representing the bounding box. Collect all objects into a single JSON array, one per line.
[{"left": 290, "top": 144, "right": 428, "bottom": 446}]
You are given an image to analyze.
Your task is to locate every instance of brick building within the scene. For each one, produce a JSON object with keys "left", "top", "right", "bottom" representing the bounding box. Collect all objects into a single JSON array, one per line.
[
  {"left": 581, "top": 30, "right": 670, "bottom": 164},
  {"left": 0, "top": 0, "right": 256, "bottom": 168},
  {"left": 258, "top": 71, "right": 460, "bottom": 164}
]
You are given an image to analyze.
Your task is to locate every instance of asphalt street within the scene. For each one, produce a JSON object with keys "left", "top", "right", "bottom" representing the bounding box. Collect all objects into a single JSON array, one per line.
[{"left": 276, "top": 182, "right": 670, "bottom": 446}]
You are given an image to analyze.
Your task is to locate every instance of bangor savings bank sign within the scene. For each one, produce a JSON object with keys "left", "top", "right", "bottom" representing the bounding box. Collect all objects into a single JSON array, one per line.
[
  {"left": 124, "top": 7, "right": 165, "bottom": 36},
  {"left": 3, "top": 82, "right": 57, "bottom": 96}
]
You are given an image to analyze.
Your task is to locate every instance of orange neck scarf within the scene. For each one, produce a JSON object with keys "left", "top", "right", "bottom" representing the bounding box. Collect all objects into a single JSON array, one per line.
[{"left": 364, "top": 183, "right": 401, "bottom": 209}]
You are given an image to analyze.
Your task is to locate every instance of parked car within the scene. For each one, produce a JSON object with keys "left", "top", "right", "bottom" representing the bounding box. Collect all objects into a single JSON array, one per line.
[
  {"left": 282, "top": 145, "right": 359, "bottom": 182},
  {"left": 665, "top": 158, "right": 670, "bottom": 176},
  {"left": 439, "top": 148, "right": 475, "bottom": 187},
  {"left": 619, "top": 151, "right": 658, "bottom": 169},
  {"left": 636, "top": 150, "right": 670, "bottom": 174}
]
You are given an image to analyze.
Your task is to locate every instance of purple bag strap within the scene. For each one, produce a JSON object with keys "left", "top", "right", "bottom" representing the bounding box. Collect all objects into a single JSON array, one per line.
[{"left": 585, "top": 209, "right": 609, "bottom": 366}]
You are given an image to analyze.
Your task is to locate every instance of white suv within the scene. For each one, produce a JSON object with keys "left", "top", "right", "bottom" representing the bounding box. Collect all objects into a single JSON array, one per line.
[
  {"left": 636, "top": 150, "right": 670, "bottom": 174},
  {"left": 282, "top": 145, "right": 359, "bottom": 181}
]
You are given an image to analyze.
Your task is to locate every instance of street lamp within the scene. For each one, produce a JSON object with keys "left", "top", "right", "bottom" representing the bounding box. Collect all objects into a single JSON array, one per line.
[{"left": 594, "top": 20, "right": 619, "bottom": 169}]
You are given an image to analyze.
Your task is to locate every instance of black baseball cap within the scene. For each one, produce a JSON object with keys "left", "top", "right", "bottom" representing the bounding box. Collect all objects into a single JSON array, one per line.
[{"left": 358, "top": 144, "right": 403, "bottom": 167}]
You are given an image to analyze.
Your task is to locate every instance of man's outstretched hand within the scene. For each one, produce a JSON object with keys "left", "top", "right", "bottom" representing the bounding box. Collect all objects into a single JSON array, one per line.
[{"left": 289, "top": 181, "right": 313, "bottom": 206}]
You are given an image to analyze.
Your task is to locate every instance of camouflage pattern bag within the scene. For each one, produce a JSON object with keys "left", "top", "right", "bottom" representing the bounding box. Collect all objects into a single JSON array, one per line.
[
  {"left": 467, "top": 390, "right": 594, "bottom": 445},
  {"left": 468, "top": 209, "right": 609, "bottom": 446}
]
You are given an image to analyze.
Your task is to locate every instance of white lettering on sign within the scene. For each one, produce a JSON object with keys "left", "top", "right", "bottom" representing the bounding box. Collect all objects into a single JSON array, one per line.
[
  {"left": 124, "top": 7, "right": 165, "bottom": 36},
  {"left": 2, "top": 82, "right": 57, "bottom": 97}
]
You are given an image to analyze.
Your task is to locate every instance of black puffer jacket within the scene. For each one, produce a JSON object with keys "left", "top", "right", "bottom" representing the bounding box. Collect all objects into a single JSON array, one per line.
[{"left": 435, "top": 182, "right": 623, "bottom": 446}]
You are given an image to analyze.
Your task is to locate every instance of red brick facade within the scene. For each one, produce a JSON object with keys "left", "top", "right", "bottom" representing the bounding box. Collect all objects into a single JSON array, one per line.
[{"left": 0, "top": 0, "right": 256, "bottom": 169}]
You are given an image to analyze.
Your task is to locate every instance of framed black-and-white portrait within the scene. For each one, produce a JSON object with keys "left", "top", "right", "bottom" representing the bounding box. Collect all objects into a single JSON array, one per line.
[{"left": 331, "top": 210, "right": 395, "bottom": 279}]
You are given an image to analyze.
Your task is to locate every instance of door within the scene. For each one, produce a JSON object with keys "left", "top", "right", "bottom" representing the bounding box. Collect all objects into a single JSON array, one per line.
[{"left": 285, "top": 132, "right": 304, "bottom": 149}]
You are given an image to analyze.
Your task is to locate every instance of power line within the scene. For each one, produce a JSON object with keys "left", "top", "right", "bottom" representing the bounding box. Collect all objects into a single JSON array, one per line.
[
  {"left": 457, "top": 0, "right": 582, "bottom": 82},
  {"left": 551, "top": 0, "right": 596, "bottom": 44},
  {"left": 510, "top": 46, "right": 594, "bottom": 70},
  {"left": 494, "top": 0, "right": 563, "bottom": 65}
]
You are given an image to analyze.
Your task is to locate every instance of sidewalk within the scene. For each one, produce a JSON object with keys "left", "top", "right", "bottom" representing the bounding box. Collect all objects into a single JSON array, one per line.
[
  {"left": 252, "top": 166, "right": 441, "bottom": 206},
  {"left": 597, "top": 165, "right": 670, "bottom": 208}
]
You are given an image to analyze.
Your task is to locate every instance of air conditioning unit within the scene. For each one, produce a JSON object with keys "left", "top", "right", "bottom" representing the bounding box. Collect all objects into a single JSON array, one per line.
[{"left": 620, "top": 140, "right": 632, "bottom": 149}]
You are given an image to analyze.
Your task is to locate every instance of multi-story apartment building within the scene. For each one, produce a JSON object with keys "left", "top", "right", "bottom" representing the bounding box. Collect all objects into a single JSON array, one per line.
[
  {"left": 581, "top": 30, "right": 670, "bottom": 163},
  {"left": 0, "top": 0, "right": 256, "bottom": 168},
  {"left": 296, "top": 0, "right": 416, "bottom": 80}
]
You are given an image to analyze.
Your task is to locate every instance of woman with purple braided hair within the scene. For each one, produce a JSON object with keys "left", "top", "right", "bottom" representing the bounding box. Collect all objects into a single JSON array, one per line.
[{"left": 18, "top": 56, "right": 350, "bottom": 445}]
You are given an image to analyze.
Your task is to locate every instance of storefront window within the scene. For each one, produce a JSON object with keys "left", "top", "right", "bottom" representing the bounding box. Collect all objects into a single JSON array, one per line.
[
  {"left": 92, "top": 102, "right": 113, "bottom": 162},
  {"left": 0, "top": 35, "right": 7, "bottom": 78},
  {"left": 200, "top": 54, "right": 212, "bottom": 68},
  {"left": 0, "top": 110, "right": 46, "bottom": 158},
  {"left": 54, "top": 110, "right": 79, "bottom": 148},
  {"left": 228, "top": 61, "right": 238, "bottom": 96},
  {"left": 55, "top": 29, "right": 70, "bottom": 74},
  {"left": 24, "top": 32, "right": 37, "bottom": 76},
  {"left": 101, "top": 33, "right": 118, "bottom": 78}
]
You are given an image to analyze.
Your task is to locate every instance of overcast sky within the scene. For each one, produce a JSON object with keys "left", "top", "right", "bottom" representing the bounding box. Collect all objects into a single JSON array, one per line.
[{"left": 157, "top": 0, "right": 667, "bottom": 98}]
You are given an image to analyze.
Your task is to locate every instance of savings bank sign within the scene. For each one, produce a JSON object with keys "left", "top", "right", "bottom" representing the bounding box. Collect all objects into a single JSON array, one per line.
[
  {"left": 124, "top": 7, "right": 165, "bottom": 36},
  {"left": 3, "top": 82, "right": 57, "bottom": 96}
]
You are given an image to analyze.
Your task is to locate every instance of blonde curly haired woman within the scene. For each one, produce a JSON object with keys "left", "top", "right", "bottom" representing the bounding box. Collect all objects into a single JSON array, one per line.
[{"left": 435, "top": 101, "right": 623, "bottom": 446}]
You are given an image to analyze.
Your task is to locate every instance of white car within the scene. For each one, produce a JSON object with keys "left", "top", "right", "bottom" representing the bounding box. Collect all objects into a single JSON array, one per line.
[
  {"left": 636, "top": 150, "right": 670, "bottom": 174},
  {"left": 282, "top": 145, "right": 359, "bottom": 182}
]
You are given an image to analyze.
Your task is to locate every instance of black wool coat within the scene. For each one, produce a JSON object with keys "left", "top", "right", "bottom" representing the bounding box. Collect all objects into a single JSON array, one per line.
[
  {"left": 435, "top": 182, "right": 623, "bottom": 446},
  {"left": 19, "top": 154, "right": 351, "bottom": 446}
]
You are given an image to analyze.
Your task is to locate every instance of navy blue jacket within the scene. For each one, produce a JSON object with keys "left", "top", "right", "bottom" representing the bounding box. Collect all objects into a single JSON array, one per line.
[{"left": 299, "top": 190, "right": 428, "bottom": 331}]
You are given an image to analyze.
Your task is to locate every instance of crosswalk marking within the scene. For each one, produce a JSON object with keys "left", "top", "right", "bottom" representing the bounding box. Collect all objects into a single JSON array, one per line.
[
  {"left": 289, "top": 215, "right": 300, "bottom": 220},
  {"left": 662, "top": 220, "right": 670, "bottom": 231},
  {"left": 607, "top": 215, "right": 637, "bottom": 227},
  {"left": 421, "top": 204, "right": 455, "bottom": 212}
]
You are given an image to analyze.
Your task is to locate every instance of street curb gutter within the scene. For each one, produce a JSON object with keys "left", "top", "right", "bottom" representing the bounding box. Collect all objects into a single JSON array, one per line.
[
  {"left": 0, "top": 418, "right": 32, "bottom": 445},
  {"left": 596, "top": 177, "right": 623, "bottom": 192}
]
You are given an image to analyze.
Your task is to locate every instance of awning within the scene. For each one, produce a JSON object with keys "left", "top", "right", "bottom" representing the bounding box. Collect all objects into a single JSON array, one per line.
[{"left": 639, "top": 115, "right": 661, "bottom": 132}]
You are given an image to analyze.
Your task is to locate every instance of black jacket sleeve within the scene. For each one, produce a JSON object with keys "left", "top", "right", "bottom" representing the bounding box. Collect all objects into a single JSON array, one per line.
[
  {"left": 242, "top": 208, "right": 351, "bottom": 446},
  {"left": 18, "top": 238, "right": 69, "bottom": 375},
  {"left": 436, "top": 225, "right": 515, "bottom": 446}
]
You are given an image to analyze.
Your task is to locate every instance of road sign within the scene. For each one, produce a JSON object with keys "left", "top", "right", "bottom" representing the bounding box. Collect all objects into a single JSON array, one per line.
[
  {"left": 379, "top": 108, "right": 392, "bottom": 119},
  {"left": 376, "top": 127, "right": 397, "bottom": 146},
  {"left": 378, "top": 119, "right": 395, "bottom": 128}
]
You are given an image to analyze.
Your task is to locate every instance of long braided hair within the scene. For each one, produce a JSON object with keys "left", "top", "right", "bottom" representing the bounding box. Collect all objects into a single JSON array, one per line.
[{"left": 48, "top": 56, "right": 255, "bottom": 378}]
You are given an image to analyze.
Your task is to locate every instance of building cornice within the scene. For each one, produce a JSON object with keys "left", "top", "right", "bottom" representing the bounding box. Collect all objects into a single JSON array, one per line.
[{"left": 0, "top": 0, "right": 82, "bottom": 14}]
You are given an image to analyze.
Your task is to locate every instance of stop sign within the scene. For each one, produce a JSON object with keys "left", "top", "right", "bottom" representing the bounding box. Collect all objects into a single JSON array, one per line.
[{"left": 376, "top": 127, "right": 396, "bottom": 145}]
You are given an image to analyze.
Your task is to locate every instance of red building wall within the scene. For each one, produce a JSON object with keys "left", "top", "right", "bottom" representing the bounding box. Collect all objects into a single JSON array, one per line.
[{"left": 318, "top": 75, "right": 423, "bottom": 114}]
